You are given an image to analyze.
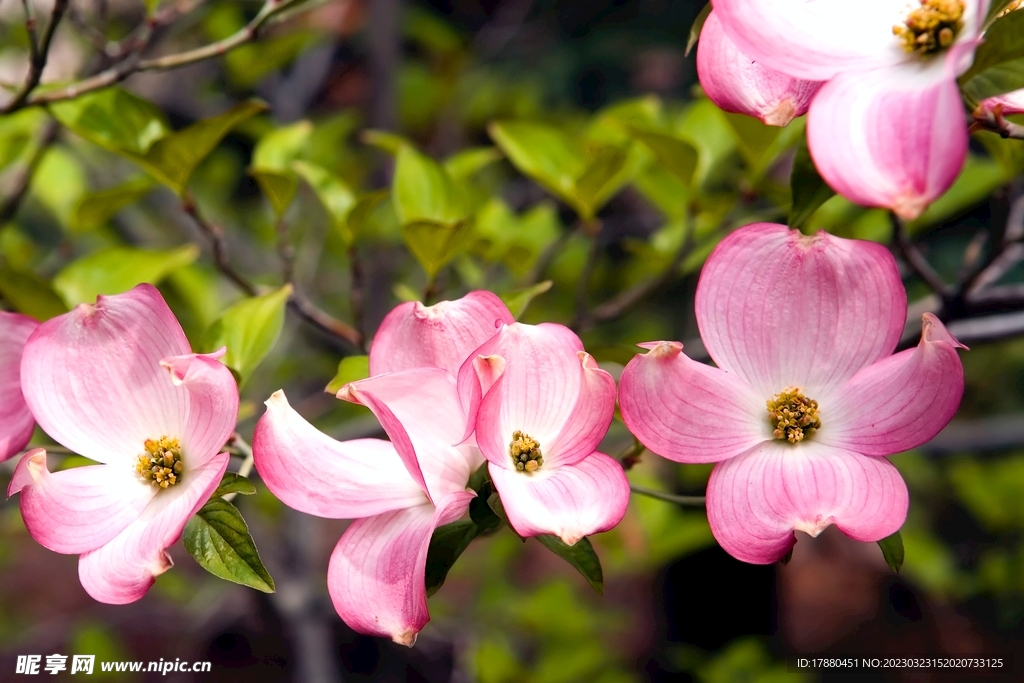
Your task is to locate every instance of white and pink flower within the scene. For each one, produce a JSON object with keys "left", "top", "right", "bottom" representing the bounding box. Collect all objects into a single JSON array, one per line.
[
  {"left": 618, "top": 223, "right": 965, "bottom": 564},
  {"left": 711, "top": 0, "right": 991, "bottom": 219},
  {"left": 8, "top": 284, "right": 238, "bottom": 603},
  {"left": 0, "top": 311, "right": 39, "bottom": 461}
]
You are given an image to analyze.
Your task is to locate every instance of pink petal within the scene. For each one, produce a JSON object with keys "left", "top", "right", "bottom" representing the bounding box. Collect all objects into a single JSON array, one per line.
[
  {"left": 9, "top": 450, "right": 155, "bottom": 554},
  {"left": 369, "top": 291, "right": 513, "bottom": 377},
  {"left": 806, "top": 58, "right": 968, "bottom": 220},
  {"left": 21, "top": 284, "right": 193, "bottom": 465},
  {"left": 455, "top": 353, "right": 505, "bottom": 444},
  {"left": 489, "top": 452, "right": 629, "bottom": 545},
  {"left": 327, "top": 490, "right": 474, "bottom": 646},
  {"left": 707, "top": 441, "right": 909, "bottom": 564},
  {"left": 695, "top": 223, "right": 906, "bottom": 399},
  {"left": 160, "top": 350, "right": 239, "bottom": 467},
  {"left": 711, "top": 0, "right": 909, "bottom": 81},
  {"left": 473, "top": 323, "right": 615, "bottom": 469},
  {"left": 252, "top": 391, "right": 427, "bottom": 518},
  {"left": 821, "top": 314, "right": 966, "bottom": 456},
  {"left": 697, "top": 11, "right": 822, "bottom": 126},
  {"left": 77, "top": 451, "right": 229, "bottom": 604},
  {"left": 338, "top": 368, "right": 481, "bottom": 501},
  {"left": 0, "top": 312, "right": 38, "bottom": 461},
  {"left": 618, "top": 341, "right": 768, "bottom": 463},
  {"left": 981, "top": 89, "right": 1024, "bottom": 116}
]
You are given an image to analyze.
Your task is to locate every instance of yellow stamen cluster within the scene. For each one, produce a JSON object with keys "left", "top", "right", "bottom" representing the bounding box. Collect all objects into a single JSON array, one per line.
[
  {"left": 893, "top": 0, "right": 965, "bottom": 56},
  {"left": 510, "top": 430, "right": 544, "bottom": 473},
  {"left": 136, "top": 436, "right": 184, "bottom": 488},
  {"left": 767, "top": 387, "right": 821, "bottom": 444}
]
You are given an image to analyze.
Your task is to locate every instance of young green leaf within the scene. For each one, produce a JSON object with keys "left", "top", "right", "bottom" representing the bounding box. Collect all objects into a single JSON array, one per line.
[
  {"left": 361, "top": 129, "right": 415, "bottom": 155},
  {"left": 877, "top": 530, "right": 905, "bottom": 574},
  {"left": 203, "top": 285, "right": 292, "bottom": 385},
  {"left": 444, "top": 146, "right": 504, "bottom": 180},
  {"left": 73, "top": 176, "right": 156, "bottom": 233},
  {"left": 0, "top": 266, "right": 69, "bottom": 321},
  {"left": 789, "top": 135, "right": 835, "bottom": 232},
  {"left": 251, "top": 121, "right": 314, "bottom": 216},
  {"left": 960, "top": 11, "right": 1024, "bottom": 103},
  {"left": 213, "top": 473, "right": 257, "bottom": 499},
  {"left": 183, "top": 499, "right": 275, "bottom": 593},
  {"left": 325, "top": 355, "right": 370, "bottom": 394},
  {"left": 49, "top": 87, "right": 170, "bottom": 156},
  {"left": 292, "top": 161, "right": 358, "bottom": 243},
  {"left": 500, "top": 280, "right": 552, "bottom": 320},
  {"left": 424, "top": 520, "right": 480, "bottom": 597},
  {"left": 393, "top": 146, "right": 469, "bottom": 227},
  {"left": 685, "top": 3, "right": 713, "bottom": 56},
  {"left": 489, "top": 120, "right": 583, "bottom": 206},
  {"left": 535, "top": 535, "right": 604, "bottom": 595},
  {"left": 53, "top": 245, "right": 200, "bottom": 307},
  {"left": 628, "top": 129, "right": 700, "bottom": 187}
]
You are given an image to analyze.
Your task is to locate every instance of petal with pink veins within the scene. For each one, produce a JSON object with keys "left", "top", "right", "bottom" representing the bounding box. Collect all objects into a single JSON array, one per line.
[
  {"left": 338, "top": 368, "right": 481, "bottom": 501},
  {"left": 253, "top": 391, "right": 428, "bottom": 518},
  {"left": 806, "top": 57, "right": 968, "bottom": 220},
  {"left": 21, "top": 284, "right": 193, "bottom": 465},
  {"left": 981, "top": 88, "right": 1024, "bottom": 116},
  {"left": 697, "top": 11, "right": 822, "bottom": 126},
  {"left": 695, "top": 223, "right": 906, "bottom": 399},
  {"left": 820, "top": 314, "right": 965, "bottom": 456},
  {"left": 707, "top": 440, "right": 909, "bottom": 564},
  {"left": 369, "top": 291, "right": 513, "bottom": 377},
  {"left": 618, "top": 341, "right": 769, "bottom": 463},
  {"left": 327, "top": 490, "right": 474, "bottom": 646},
  {"left": 489, "top": 452, "right": 629, "bottom": 545},
  {"left": 9, "top": 449, "right": 155, "bottom": 554},
  {"left": 160, "top": 349, "right": 239, "bottom": 466},
  {"left": 77, "top": 451, "right": 229, "bottom": 604},
  {"left": 0, "top": 311, "right": 38, "bottom": 461}
]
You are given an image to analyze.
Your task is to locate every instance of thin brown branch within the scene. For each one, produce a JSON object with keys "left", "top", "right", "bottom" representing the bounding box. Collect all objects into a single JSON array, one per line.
[
  {"left": 182, "top": 193, "right": 259, "bottom": 296},
  {"left": 3, "top": 0, "right": 69, "bottom": 113},
  {"left": 0, "top": 119, "right": 59, "bottom": 225},
  {"left": 971, "top": 104, "right": 1024, "bottom": 141},
  {"left": 629, "top": 483, "right": 706, "bottom": 507},
  {"left": 892, "top": 212, "right": 951, "bottom": 297}
]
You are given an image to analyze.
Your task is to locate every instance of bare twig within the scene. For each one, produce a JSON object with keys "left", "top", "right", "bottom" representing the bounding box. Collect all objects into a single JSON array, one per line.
[
  {"left": 182, "top": 193, "right": 259, "bottom": 296},
  {"left": 971, "top": 104, "right": 1024, "bottom": 141},
  {"left": 3, "top": 0, "right": 69, "bottom": 113},
  {"left": 0, "top": 119, "right": 59, "bottom": 225},
  {"left": 892, "top": 212, "right": 951, "bottom": 297},
  {"left": 629, "top": 483, "right": 706, "bottom": 507}
]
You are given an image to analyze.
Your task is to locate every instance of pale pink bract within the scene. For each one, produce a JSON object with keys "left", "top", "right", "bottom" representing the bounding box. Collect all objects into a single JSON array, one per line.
[
  {"left": 711, "top": 0, "right": 991, "bottom": 219},
  {"left": 8, "top": 284, "right": 239, "bottom": 603},
  {"left": 0, "top": 311, "right": 39, "bottom": 461},
  {"left": 618, "top": 223, "right": 965, "bottom": 563}
]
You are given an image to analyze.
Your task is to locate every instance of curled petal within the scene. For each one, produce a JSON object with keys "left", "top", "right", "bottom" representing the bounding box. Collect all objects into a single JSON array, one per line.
[
  {"left": 807, "top": 59, "right": 967, "bottom": 220},
  {"left": 455, "top": 353, "right": 505, "bottom": 444},
  {"left": 618, "top": 341, "right": 768, "bottom": 463},
  {"left": 338, "top": 368, "right": 480, "bottom": 501},
  {"left": 369, "top": 291, "right": 513, "bottom": 377},
  {"left": 21, "top": 284, "right": 192, "bottom": 465},
  {"left": 77, "top": 451, "right": 229, "bottom": 604},
  {"left": 980, "top": 89, "right": 1024, "bottom": 116},
  {"left": 160, "top": 350, "right": 239, "bottom": 466},
  {"left": 821, "top": 314, "right": 965, "bottom": 455},
  {"left": 488, "top": 452, "right": 629, "bottom": 545},
  {"left": 696, "top": 223, "right": 906, "bottom": 399},
  {"left": 9, "top": 450, "right": 155, "bottom": 554},
  {"left": 706, "top": 441, "right": 909, "bottom": 564},
  {"left": 697, "top": 11, "right": 821, "bottom": 126},
  {"left": 253, "top": 391, "right": 427, "bottom": 518},
  {"left": 0, "top": 312, "right": 38, "bottom": 461},
  {"left": 327, "top": 490, "right": 474, "bottom": 645}
]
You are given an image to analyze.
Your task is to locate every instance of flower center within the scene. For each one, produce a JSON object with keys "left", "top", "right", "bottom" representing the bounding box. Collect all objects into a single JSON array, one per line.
[
  {"left": 136, "top": 436, "right": 184, "bottom": 488},
  {"left": 766, "top": 387, "right": 821, "bottom": 444},
  {"left": 509, "top": 430, "right": 544, "bottom": 473},
  {"left": 892, "top": 0, "right": 965, "bottom": 56}
]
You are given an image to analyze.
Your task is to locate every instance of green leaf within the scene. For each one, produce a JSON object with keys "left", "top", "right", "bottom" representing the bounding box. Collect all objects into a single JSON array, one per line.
[
  {"left": 30, "top": 146, "right": 87, "bottom": 228},
  {"left": 325, "top": 354, "right": 370, "bottom": 394},
  {"left": 486, "top": 492, "right": 523, "bottom": 540},
  {"left": 183, "top": 498, "right": 275, "bottom": 593},
  {"left": 0, "top": 266, "right": 69, "bottom": 320},
  {"left": 138, "top": 99, "right": 268, "bottom": 194},
  {"left": 53, "top": 245, "right": 199, "bottom": 307},
  {"left": 251, "top": 121, "right": 313, "bottom": 216},
  {"left": 0, "top": 108, "right": 47, "bottom": 174},
  {"left": 213, "top": 473, "right": 257, "bottom": 498},
  {"left": 49, "top": 87, "right": 170, "bottom": 156},
  {"left": 292, "top": 161, "right": 357, "bottom": 242},
  {"left": 574, "top": 144, "right": 629, "bottom": 218},
  {"left": 404, "top": 220, "right": 473, "bottom": 278},
  {"left": 425, "top": 520, "right": 479, "bottom": 597},
  {"left": 347, "top": 190, "right": 390, "bottom": 241},
  {"left": 73, "top": 176, "right": 155, "bottom": 233},
  {"left": 789, "top": 134, "right": 835, "bottom": 232},
  {"left": 500, "top": 280, "right": 552, "bottom": 320},
  {"left": 685, "top": 3, "right": 712, "bottom": 56},
  {"left": 878, "top": 531, "right": 905, "bottom": 574},
  {"left": 960, "top": 11, "right": 1024, "bottom": 103},
  {"left": 203, "top": 285, "right": 292, "bottom": 385},
  {"left": 628, "top": 128, "right": 699, "bottom": 186},
  {"left": 361, "top": 129, "right": 415, "bottom": 155},
  {"left": 534, "top": 535, "right": 604, "bottom": 595},
  {"left": 444, "top": 146, "right": 504, "bottom": 180},
  {"left": 489, "top": 120, "right": 583, "bottom": 206}
]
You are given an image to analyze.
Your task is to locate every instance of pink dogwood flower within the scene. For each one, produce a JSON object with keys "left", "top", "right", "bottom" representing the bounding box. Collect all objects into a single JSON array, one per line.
[
  {"left": 712, "top": 0, "right": 991, "bottom": 219},
  {"left": 8, "top": 284, "right": 238, "bottom": 603},
  {"left": 619, "top": 223, "right": 965, "bottom": 564},
  {"left": 980, "top": 89, "right": 1024, "bottom": 115},
  {"left": 697, "top": 10, "right": 822, "bottom": 126},
  {"left": 0, "top": 311, "right": 39, "bottom": 461},
  {"left": 253, "top": 291, "right": 512, "bottom": 645},
  {"left": 466, "top": 322, "right": 630, "bottom": 545}
]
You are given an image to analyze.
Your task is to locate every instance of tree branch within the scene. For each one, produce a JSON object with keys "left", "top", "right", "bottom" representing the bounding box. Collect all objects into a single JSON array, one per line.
[
  {"left": 971, "top": 104, "right": 1024, "bottom": 141},
  {"left": 892, "top": 212, "right": 951, "bottom": 297},
  {"left": 2, "top": 0, "right": 69, "bottom": 113},
  {"left": 629, "top": 483, "right": 706, "bottom": 507}
]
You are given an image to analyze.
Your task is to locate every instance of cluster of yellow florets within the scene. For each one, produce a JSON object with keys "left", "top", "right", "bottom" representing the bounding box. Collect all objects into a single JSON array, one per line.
[
  {"left": 136, "top": 436, "right": 184, "bottom": 488},
  {"left": 510, "top": 431, "right": 544, "bottom": 472},
  {"left": 767, "top": 387, "right": 822, "bottom": 444},
  {"left": 893, "top": 0, "right": 965, "bottom": 55}
]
